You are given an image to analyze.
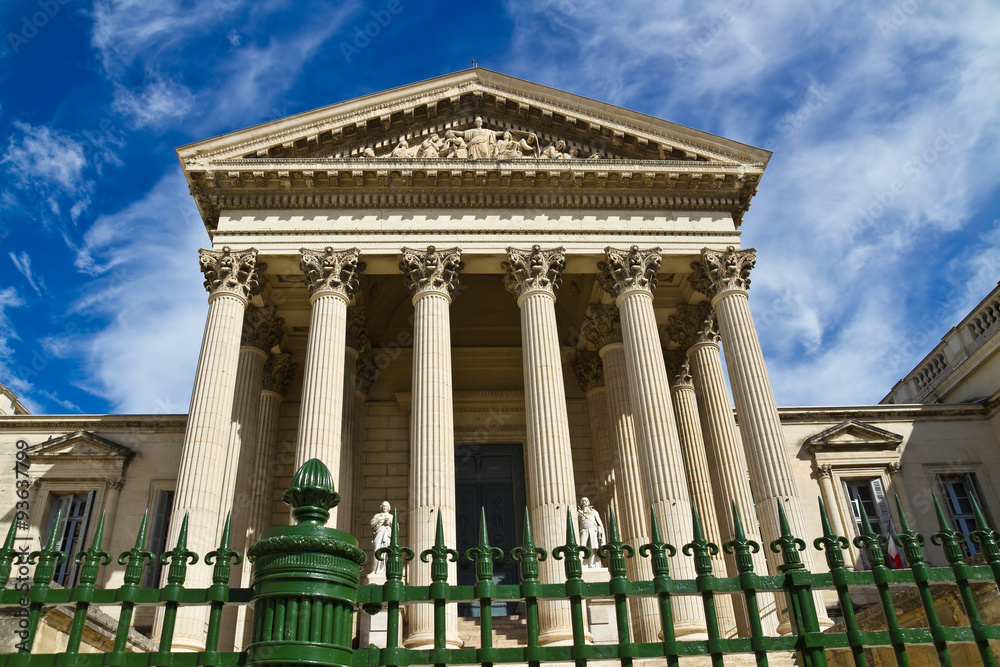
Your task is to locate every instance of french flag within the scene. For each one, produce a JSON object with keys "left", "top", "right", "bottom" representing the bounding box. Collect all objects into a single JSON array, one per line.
[{"left": 888, "top": 535, "right": 904, "bottom": 569}]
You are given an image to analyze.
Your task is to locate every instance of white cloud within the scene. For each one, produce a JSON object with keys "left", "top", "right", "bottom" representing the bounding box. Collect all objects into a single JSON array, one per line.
[
  {"left": 112, "top": 73, "right": 196, "bottom": 129},
  {"left": 502, "top": 0, "right": 1000, "bottom": 405},
  {"left": 65, "top": 170, "right": 211, "bottom": 414},
  {"left": 1, "top": 122, "right": 88, "bottom": 194},
  {"left": 8, "top": 251, "right": 46, "bottom": 296},
  {"left": 0, "top": 286, "right": 30, "bottom": 398}
]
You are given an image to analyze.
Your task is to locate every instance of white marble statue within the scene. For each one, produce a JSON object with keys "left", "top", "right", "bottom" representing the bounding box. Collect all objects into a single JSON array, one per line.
[
  {"left": 462, "top": 116, "right": 498, "bottom": 159},
  {"left": 417, "top": 133, "right": 443, "bottom": 158},
  {"left": 540, "top": 140, "right": 567, "bottom": 159},
  {"left": 578, "top": 497, "right": 606, "bottom": 567},
  {"left": 441, "top": 130, "right": 468, "bottom": 159},
  {"left": 370, "top": 501, "right": 392, "bottom": 574}
]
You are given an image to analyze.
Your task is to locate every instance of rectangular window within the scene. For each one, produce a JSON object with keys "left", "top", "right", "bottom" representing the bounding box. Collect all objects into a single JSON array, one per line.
[
  {"left": 844, "top": 477, "right": 899, "bottom": 569},
  {"left": 939, "top": 473, "right": 983, "bottom": 556},
  {"left": 143, "top": 489, "right": 175, "bottom": 587},
  {"left": 43, "top": 491, "right": 96, "bottom": 587}
]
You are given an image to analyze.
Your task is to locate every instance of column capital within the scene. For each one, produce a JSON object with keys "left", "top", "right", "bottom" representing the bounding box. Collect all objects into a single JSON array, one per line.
[
  {"left": 105, "top": 476, "right": 126, "bottom": 491},
  {"left": 503, "top": 245, "right": 566, "bottom": 300},
  {"left": 199, "top": 246, "right": 265, "bottom": 300},
  {"left": 262, "top": 353, "right": 296, "bottom": 396},
  {"left": 664, "top": 350, "right": 693, "bottom": 389},
  {"left": 400, "top": 246, "right": 463, "bottom": 300},
  {"left": 667, "top": 302, "right": 720, "bottom": 351},
  {"left": 581, "top": 304, "right": 623, "bottom": 350},
  {"left": 242, "top": 305, "right": 285, "bottom": 352},
  {"left": 597, "top": 245, "right": 662, "bottom": 298},
  {"left": 300, "top": 247, "right": 365, "bottom": 301},
  {"left": 346, "top": 306, "right": 372, "bottom": 352},
  {"left": 815, "top": 464, "right": 834, "bottom": 479},
  {"left": 571, "top": 350, "right": 604, "bottom": 392},
  {"left": 356, "top": 353, "right": 379, "bottom": 396},
  {"left": 689, "top": 246, "right": 755, "bottom": 301},
  {"left": 887, "top": 462, "right": 903, "bottom": 475}
]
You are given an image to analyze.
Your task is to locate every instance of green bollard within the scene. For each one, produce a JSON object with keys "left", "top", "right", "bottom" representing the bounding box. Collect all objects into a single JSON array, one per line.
[{"left": 245, "top": 459, "right": 366, "bottom": 667}]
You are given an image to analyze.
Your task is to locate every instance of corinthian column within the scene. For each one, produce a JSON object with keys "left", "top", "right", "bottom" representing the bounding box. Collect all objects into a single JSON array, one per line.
[
  {"left": 239, "top": 352, "right": 295, "bottom": 649},
  {"left": 338, "top": 307, "right": 371, "bottom": 533},
  {"left": 690, "top": 246, "right": 831, "bottom": 630},
  {"left": 503, "top": 245, "right": 579, "bottom": 645},
  {"left": 598, "top": 246, "right": 705, "bottom": 638},
  {"left": 223, "top": 305, "right": 284, "bottom": 650},
  {"left": 581, "top": 304, "right": 659, "bottom": 642},
  {"left": 668, "top": 302, "right": 777, "bottom": 636},
  {"left": 664, "top": 350, "right": 737, "bottom": 638},
  {"left": 400, "top": 246, "right": 463, "bottom": 649},
  {"left": 569, "top": 351, "right": 616, "bottom": 518},
  {"left": 296, "top": 247, "right": 364, "bottom": 528},
  {"left": 167, "top": 246, "right": 263, "bottom": 651}
]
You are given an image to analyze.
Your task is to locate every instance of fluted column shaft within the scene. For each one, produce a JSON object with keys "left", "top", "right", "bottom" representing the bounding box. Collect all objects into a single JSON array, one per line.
[
  {"left": 296, "top": 247, "right": 364, "bottom": 529},
  {"left": 402, "top": 246, "right": 462, "bottom": 649},
  {"left": 691, "top": 246, "right": 831, "bottom": 630},
  {"left": 600, "top": 343, "right": 659, "bottom": 642},
  {"left": 687, "top": 340, "right": 777, "bottom": 635},
  {"left": 667, "top": 358, "right": 737, "bottom": 638},
  {"left": 583, "top": 386, "right": 617, "bottom": 520},
  {"left": 339, "top": 347, "right": 359, "bottom": 533},
  {"left": 166, "top": 246, "right": 262, "bottom": 651},
  {"left": 221, "top": 343, "right": 266, "bottom": 651},
  {"left": 600, "top": 246, "right": 705, "bottom": 638}
]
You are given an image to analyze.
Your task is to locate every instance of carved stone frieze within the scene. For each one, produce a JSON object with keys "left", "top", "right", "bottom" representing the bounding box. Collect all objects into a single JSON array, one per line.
[
  {"left": 667, "top": 303, "right": 720, "bottom": 351},
  {"left": 689, "top": 246, "right": 755, "bottom": 300},
  {"left": 242, "top": 305, "right": 285, "bottom": 352},
  {"left": 300, "top": 247, "right": 365, "bottom": 300},
  {"left": 597, "top": 246, "right": 662, "bottom": 298},
  {"left": 502, "top": 245, "right": 566, "bottom": 298},
  {"left": 400, "top": 246, "right": 463, "bottom": 299},
  {"left": 581, "top": 304, "right": 623, "bottom": 350},
  {"left": 356, "top": 353, "right": 379, "bottom": 396},
  {"left": 663, "top": 350, "right": 693, "bottom": 388},
  {"left": 199, "top": 246, "right": 265, "bottom": 300},
  {"left": 263, "top": 353, "right": 296, "bottom": 396},
  {"left": 346, "top": 307, "right": 373, "bottom": 352},
  {"left": 571, "top": 351, "right": 604, "bottom": 392}
]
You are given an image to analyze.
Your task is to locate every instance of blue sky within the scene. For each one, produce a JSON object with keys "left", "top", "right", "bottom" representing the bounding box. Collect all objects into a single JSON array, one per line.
[{"left": 1, "top": 0, "right": 998, "bottom": 415}]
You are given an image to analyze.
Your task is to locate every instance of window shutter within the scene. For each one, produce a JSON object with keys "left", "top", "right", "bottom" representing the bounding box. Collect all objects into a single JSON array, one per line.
[{"left": 869, "top": 477, "right": 895, "bottom": 535}]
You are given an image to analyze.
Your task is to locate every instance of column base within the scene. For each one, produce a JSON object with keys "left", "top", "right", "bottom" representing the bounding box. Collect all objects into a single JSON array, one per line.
[{"left": 402, "top": 630, "right": 464, "bottom": 650}]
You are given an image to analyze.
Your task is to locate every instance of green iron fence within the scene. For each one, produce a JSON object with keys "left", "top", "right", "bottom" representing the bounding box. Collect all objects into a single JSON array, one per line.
[{"left": 3, "top": 458, "right": 1000, "bottom": 667}]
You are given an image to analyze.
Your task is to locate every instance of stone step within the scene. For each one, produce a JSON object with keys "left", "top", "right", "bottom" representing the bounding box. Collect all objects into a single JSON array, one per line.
[{"left": 456, "top": 615, "right": 528, "bottom": 648}]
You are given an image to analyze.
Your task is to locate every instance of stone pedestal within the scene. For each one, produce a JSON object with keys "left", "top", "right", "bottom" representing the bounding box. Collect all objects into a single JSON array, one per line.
[
  {"left": 581, "top": 567, "right": 616, "bottom": 644},
  {"left": 358, "top": 574, "right": 402, "bottom": 648}
]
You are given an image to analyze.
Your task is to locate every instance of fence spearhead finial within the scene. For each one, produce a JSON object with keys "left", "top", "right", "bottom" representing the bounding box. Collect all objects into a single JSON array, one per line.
[
  {"left": 968, "top": 493, "right": 1000, "bottom": 563},
  {"left": 853, "top": 500, "right": 887, "bottom": 568},
  {"left": 118, "top": 510, "right": 154, "bottom": 585},
  {"left": 723, "top": 502, "right": 760, "bottom": 574},
  {"left": 892, "top": 495, "right": 924, "bottom": 566},
  {"left": 75, "top": 511, "right": 112, "bottom": 585},
  {"left": 814, "top": 497, "right": 848, "bottom": 569},
  {"left": 931, "top": 495, "right": 967, "bottom": 565},
  {"left": 163, "top": 513, "right": 198, "bottom": 586},
  {"left": 0, "top": 520, "right": 18, "bottom": 589},
  {"left": 770, "top": 499, "right": 806, "bottom": 571}
]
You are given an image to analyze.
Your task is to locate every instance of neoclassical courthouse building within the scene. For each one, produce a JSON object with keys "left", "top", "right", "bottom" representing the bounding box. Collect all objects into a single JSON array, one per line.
[{"left": 3, "top": 70, "right": 1000, "bottom": 652}]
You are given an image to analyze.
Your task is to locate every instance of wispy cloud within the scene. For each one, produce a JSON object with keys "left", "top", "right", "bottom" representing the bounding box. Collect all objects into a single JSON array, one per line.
[
  {"left": 8, "top": 251, "right": 46, "bottom": 296},
  {"left": 502, "top": 0, "right": 1000, "bottom": 405},
  {"left": 112, "top": 73, "right": 196, "bottom": 129}
]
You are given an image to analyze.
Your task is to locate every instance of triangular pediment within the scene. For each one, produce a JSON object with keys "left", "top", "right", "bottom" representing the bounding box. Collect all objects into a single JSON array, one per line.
[
  {"left": 805, "top": 420, "right": 903, "bottom": 451},
  {"left": 179, "top": 69, "right": 769, "bottom": 166},
  {"left": 28, "top": 430, "right": 136, "bottom": 460}
]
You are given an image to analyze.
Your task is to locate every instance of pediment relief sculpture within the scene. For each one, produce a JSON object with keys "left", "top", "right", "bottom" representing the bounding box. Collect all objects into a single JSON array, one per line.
[
  {"left": 804, "top": 420, "right": 903, "bottom": 452},
  {"left": 338, "top": 117, "right": 605, "bottom": 162}
]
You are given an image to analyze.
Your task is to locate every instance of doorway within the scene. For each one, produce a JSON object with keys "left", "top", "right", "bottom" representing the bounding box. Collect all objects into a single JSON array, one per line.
[{"left": 455, "top": 444, "right": 526, "bottom": 616}]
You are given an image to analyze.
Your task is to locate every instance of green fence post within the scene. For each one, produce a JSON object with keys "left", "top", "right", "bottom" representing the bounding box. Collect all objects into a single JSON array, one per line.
[
  {"left": 892, "top": 496, "right": 953, "bottom": 667},
  {"left": 202, "top": 512, "right": 240, "bottom": 665},
  {"left": 814, "top": 498, "right": 866, "bottom": 667},
  {"left": 683, "top": 506, "right": 723, "bottom": 667},
  {"left": 465, "top": 509, "right": 503, "bottom": 667},
  {"left": 552, "top": 510, "right": 589, "bottom": 667},
  {"left": 22, "top": 511, "right": 67, "bottom": 653},
  {"left": 372, "top": 511, "right": 412, "bottom": 666},
  {"left": 511, "top": 511, "right": 546, "bottom": 667},
  {"left": 723, "top": 503, "right": 769, "bottom": 667},
  {"left": 597, "top": 507, "right": 634, "bottom": 667},
  {"left": 853, "top": 502, "right": 907, "bottom": 667},
  {"left": 419, "top": 511, "right": 457, "bottom": 667},
  {"left": 970, "top": 495, "right": 1000, "bottom": 588},
  {"left": 62, "top": 511, "right": 111, "bottom": 660},
  {"left": 638, "top": 508, "right": 679, "bottom": 667},
  {"left": 109, "top": 510, "right": 154, "bottom": 666},
  {"left": 932, "top": 496, "right": 997, "bottom": 667},
  {"left": 770, "top": 501, "right": 827, "bottom": 667},
  {"left": 245, "top": 459, "right": 366, "bottom": 667},
  {"left": 154, "top": 513, "right": 197, "bottom": 663},
  {"left": 0, "top": 521, "right": 18, "bottom": 590}
]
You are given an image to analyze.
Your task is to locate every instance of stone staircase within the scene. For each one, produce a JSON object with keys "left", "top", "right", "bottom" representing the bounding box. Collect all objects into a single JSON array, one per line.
[{"left": 456, "top": 615, "right": 528, "bottom": 648}]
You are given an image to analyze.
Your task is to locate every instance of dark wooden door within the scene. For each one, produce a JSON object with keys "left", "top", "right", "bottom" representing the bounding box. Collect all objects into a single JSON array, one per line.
[{"left": 455, "top": 444, "right": 525, "bottom": 616}]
